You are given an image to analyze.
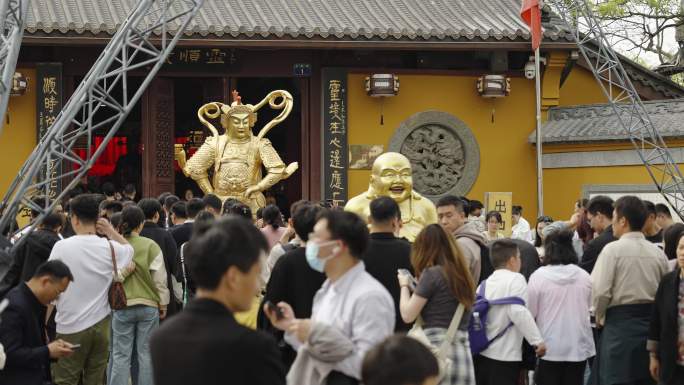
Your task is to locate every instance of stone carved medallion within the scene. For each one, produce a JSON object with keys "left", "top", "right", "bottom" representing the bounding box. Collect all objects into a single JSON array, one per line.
[{"left": 389, "top": 111, "right": 480, "bottom": 200}]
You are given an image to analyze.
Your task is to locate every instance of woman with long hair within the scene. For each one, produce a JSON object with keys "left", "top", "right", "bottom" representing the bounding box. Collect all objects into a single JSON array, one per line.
[
  {"left": 648, "top": 226, "right": 684, "bottom": 384},
  {"left": 663, "top": 223, "right": 684, "bottom": 270},
  {"left": 260, "top": 204, "right": 286, "bottom": 250},
  {"left": 398, "top": 224, "right": 476, "bottom": 385},
  {"left": 109, "top": 206, "right": 169, "bottom": 385},
  {"left": 534, "top": 216, "right": 554, "bottom": 261},
  {"left": 528, "top": 230, "right": 594, "bottom": 385},
  {"left": 574, "top": 199, "right": 594, "bottom": 248}
]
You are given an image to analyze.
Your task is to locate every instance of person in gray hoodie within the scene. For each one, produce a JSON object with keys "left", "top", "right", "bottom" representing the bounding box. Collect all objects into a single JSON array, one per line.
[{"left": 436, "top": 195, "right": 485, "bottom": 283}]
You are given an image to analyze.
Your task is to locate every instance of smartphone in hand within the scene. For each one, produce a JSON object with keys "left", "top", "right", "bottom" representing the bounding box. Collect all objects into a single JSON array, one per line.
[
  {"left": 264, "top": 301, "right": 284, "bottom": 320},
  {"left": 397, "top": 269, "right": 418, "bottom": 291}
]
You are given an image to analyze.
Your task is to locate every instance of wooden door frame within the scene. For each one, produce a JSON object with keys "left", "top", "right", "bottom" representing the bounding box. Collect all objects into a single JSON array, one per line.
[
  {"left": 140, "top": 73, "right": 315, "bottom": 201},
  {"left": 141, "top": 78, "right": 175, "bottom": 198}
]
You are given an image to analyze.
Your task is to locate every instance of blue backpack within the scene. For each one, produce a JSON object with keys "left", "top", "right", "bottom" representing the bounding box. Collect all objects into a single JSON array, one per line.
[{"left": 468, "top": 280, "right": 525, "bottom": 355}]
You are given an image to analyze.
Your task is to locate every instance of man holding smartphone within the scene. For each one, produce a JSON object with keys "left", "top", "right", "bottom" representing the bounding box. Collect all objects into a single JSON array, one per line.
[{"left": 0, "top": 261, "right": 76, "bottom": 385}]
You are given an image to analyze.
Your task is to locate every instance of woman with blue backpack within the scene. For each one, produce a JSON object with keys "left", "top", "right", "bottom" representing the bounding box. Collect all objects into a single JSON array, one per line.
[{"left": 398, "top": 224, "right": 476, "bottom": 385}]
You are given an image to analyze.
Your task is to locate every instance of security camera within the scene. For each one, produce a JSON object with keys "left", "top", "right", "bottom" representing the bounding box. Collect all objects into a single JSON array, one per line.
[
  {"left": 524, "top": 56, "right": 547, "bottom": 80},
  {"left": 524, "top": 61, "right": 536, "bottom": 79}
]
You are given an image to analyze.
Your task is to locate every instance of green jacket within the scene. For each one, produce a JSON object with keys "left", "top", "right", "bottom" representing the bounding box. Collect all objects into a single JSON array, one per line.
[{"left": 122, "top": 234, "right": 165, "bottom": 308}]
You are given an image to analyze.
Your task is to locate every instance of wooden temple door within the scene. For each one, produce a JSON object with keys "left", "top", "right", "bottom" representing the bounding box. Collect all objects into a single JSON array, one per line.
[{"left": 142, "top": 78, "right": 175, "bottom": 198}]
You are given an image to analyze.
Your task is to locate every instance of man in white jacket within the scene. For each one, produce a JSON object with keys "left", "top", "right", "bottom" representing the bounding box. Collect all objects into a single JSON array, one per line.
[{"left": 511, "top": 205, "right": 534, "bottom": 244}]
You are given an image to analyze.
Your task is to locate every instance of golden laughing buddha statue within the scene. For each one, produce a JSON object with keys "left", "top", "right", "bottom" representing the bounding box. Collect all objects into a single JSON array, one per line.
[
  {"left": 175, "top": 90, "right": 298, "bottom": 213},
  {"left": 345, "top": 152, "right": 438, "bottom": 242}
]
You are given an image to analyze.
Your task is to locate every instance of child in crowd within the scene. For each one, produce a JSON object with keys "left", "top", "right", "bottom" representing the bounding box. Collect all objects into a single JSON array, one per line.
[{"left": 473, "top": 239, "right": 546, "bottom": 385}]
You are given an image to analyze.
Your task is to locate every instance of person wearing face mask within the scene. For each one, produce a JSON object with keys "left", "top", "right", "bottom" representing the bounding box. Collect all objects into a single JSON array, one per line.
[
  {"left": 264, "top": 210, "right": 395, "bottom": 385},
  {"left": 260, "top": 203, "right": 326, "bottom": 370},
  {"left": 363, "top": 197, "right": 413, "bottom": 333},
  {"left": 150, "top": 217, "right": 285, "bottom": 385}
]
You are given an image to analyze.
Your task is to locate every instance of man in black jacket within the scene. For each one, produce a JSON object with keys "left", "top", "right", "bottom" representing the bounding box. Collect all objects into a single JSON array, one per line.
[
  {"left": 170, "top": 198, "right": 205, "bottom": 249},
  {"left": 151, "top": 217, "right": 285, "bottom": 385},
  {"left": 261, "top": 203, "right": 326, "bottom": 368},
  {"left": 363, "top": 197, "right": 413, "bottom": 332},
  {"left": 580, "top": 195, "right": 616, "bottom": 274},
  {"left": 648, "top": 266, "right": 684, "bottom": 385},
  {"left": 0, "top": 261, "right": 75, "bottom": 385},
  {"left": 0, "top": 208, "right": 63, "bottom": 298},
  {"left": 202, "top": 194, "right": 223, "bottom": 218},
  {"left": 138, "top": 198, "right": 182, "bottom": 316}
]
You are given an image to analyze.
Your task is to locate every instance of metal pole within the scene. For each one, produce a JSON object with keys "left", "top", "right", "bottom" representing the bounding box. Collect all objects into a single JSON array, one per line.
[{"left": 535, "top": 47, "right": 544, "bottom": 216}]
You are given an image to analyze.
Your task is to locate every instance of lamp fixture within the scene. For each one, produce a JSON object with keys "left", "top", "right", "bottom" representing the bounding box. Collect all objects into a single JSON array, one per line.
[
  {"left": 365, "top": 74, "right": 399, "bottom": 97},
  {"left": 10, "top": 72, "right": 27, "bottom": 96},
  {"left": 476, "top": 75, "right": 510, "bottom": 98}
]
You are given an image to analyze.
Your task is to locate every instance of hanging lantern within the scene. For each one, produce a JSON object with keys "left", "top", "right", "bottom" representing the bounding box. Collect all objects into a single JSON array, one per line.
[
  {"left": 365, "top": 74, "right": 399, "bottom": 97},
  {"left": 10, "top": 72, "right": 28, "bottom": 96},
  {"left": 476, "top": 75, "right": 511, "bottom": 98}
]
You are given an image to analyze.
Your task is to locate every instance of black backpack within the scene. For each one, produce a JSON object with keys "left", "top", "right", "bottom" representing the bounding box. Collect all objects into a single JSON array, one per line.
[{"left": 479, "top": 243, "right": 494, "bottom": 284}]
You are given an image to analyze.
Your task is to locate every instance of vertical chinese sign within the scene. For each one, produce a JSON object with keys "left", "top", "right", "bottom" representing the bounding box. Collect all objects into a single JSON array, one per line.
[
  {"left": 485, "top": 192, "right": 513, "bottom": 236},
  {"left": 322, "top": 69, "right": 348, "bottom": 207},
  {"left": 36, "top": 63, "right": 63, "bottom": 200}
]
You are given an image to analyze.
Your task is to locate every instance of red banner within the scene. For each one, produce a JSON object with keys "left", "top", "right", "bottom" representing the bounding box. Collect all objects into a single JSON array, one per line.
[{"left": 521, "top": 0, "right": 542, "bottom": 51}]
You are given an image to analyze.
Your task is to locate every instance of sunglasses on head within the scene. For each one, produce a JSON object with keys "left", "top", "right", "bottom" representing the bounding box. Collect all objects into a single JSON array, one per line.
[{"left": 537, "top": 216, "right": 553, "bottom": 223}]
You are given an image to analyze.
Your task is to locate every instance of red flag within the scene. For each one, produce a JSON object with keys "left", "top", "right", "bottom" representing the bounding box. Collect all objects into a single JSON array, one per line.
[{"left": 521, "top": 0, "right": 542, "bottom": 51}]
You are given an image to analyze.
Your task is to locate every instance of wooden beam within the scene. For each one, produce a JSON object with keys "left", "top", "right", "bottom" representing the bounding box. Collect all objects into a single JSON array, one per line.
[{"left": 21, "top": 35, "right": 578, "bottom": 51}]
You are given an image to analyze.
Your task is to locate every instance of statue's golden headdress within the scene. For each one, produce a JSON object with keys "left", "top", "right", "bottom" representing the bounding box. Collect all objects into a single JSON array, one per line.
[{"left": 196, "top": 89, "right": 293, "bottom": 142}]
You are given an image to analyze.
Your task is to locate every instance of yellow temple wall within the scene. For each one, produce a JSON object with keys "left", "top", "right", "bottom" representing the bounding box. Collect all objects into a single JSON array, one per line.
[
  {"left": 0, "top": 68, "right": 37, "bottom": 225},
  {"left": 541, "top": 165, "right": 669, "bottom": 222},
  {"left": 0, "top": 63, "right": 673, "bottom": 228},
  {"left": 347, "top": 64, "right": 670, "bottom": 224},
  {"left": 347, "top": 73, "right": 540, "bottom": 221}
]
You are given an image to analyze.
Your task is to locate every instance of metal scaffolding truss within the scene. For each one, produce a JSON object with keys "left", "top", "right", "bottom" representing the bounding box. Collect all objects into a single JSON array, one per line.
[
  {"left": 547, "top": 0, "right": 684, "bottom": 219},
  {"left": 0, "top": 0, "right": 29, "bottom": 135},
  {"left": 0, "top": 0, "right": 204, "bottom": 247}
]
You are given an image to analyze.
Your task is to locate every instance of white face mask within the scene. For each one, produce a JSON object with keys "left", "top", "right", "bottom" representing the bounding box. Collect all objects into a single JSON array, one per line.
[{"left": 305, "top": 240, "right": 337, "bottom": 273}]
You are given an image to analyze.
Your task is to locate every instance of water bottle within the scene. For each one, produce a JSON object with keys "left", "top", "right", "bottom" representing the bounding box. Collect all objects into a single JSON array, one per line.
[{"left": 473, "top": 312, "right": 481, "bottom": 331}]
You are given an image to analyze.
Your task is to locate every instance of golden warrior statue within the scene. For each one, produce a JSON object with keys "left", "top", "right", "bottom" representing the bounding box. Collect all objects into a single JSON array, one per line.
[
  {"left": 175, "top": 90, "right": 298, "bottom": 213},
  {"left": 345, "top": 152, "right": 438, "bottom": 242}
]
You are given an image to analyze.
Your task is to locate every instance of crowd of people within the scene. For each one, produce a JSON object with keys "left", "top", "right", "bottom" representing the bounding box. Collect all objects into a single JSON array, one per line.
[{"left": 0, "top": 186, "right": 681, "bottom": 385}]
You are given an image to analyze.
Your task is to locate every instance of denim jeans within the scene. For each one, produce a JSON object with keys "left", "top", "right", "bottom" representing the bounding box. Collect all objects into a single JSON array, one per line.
[{"left": 108, "top": 305, "right": 159, "bottom": 385}]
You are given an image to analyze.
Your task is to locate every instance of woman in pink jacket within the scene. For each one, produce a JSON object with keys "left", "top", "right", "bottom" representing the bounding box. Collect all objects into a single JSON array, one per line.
[{"left": 528, "top": 230, "right": 595, "bottom": 385}]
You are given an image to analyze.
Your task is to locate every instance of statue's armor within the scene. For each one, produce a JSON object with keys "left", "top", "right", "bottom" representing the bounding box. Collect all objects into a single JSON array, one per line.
[
  {"left": 215, "top": 139, "right": 259, "bottom": 196},
  {"left": 184, "top": 134, "right": 287, "bottom": 213}
]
